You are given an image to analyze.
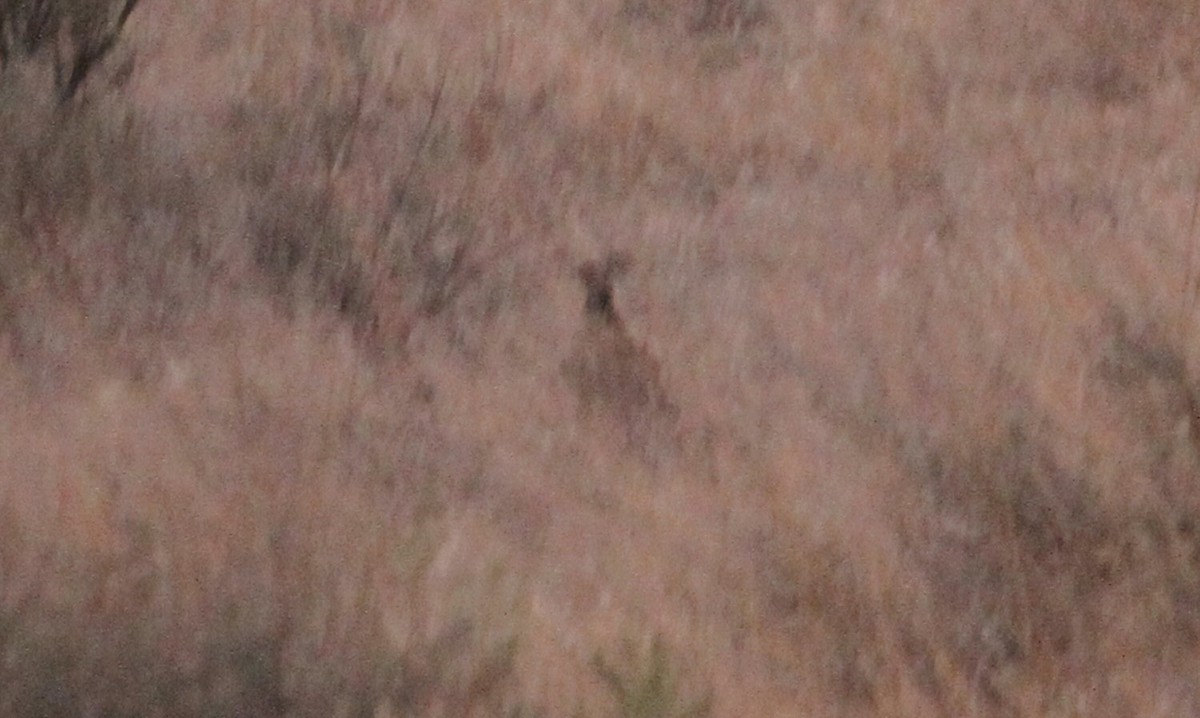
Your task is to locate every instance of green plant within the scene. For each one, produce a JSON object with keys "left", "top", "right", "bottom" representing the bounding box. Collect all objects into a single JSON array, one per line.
[{"left": 591, "top": 636, "right": 712, "bottom": 718}]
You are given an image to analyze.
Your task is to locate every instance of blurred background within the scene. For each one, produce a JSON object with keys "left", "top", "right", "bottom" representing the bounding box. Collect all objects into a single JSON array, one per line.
[{"left": 1, "top": 0, "right": 1200, "bottom": 715}]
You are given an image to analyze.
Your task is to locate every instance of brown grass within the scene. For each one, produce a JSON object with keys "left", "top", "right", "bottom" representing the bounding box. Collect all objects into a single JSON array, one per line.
[{"left": 2, "top": 0, "right": 1200, "bottom": 715}]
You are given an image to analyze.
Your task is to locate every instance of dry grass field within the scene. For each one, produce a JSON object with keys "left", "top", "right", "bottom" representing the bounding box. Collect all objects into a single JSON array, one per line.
[{"left": 2, "top": 0, "right": 1200, "bottom": 715}]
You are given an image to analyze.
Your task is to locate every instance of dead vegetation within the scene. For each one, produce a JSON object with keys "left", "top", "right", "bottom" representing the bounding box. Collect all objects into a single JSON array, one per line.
[
  {"left": 0, "top": 0, "right": 143, "bottom": 100},
  {"left": 2, "top": 0, "right": 1200, "bottom": 715}
]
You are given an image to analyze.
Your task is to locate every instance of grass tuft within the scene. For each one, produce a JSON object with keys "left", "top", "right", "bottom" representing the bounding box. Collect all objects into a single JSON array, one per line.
[{"left": 591, "top": 635, "right": 712, "bottom": 718}]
